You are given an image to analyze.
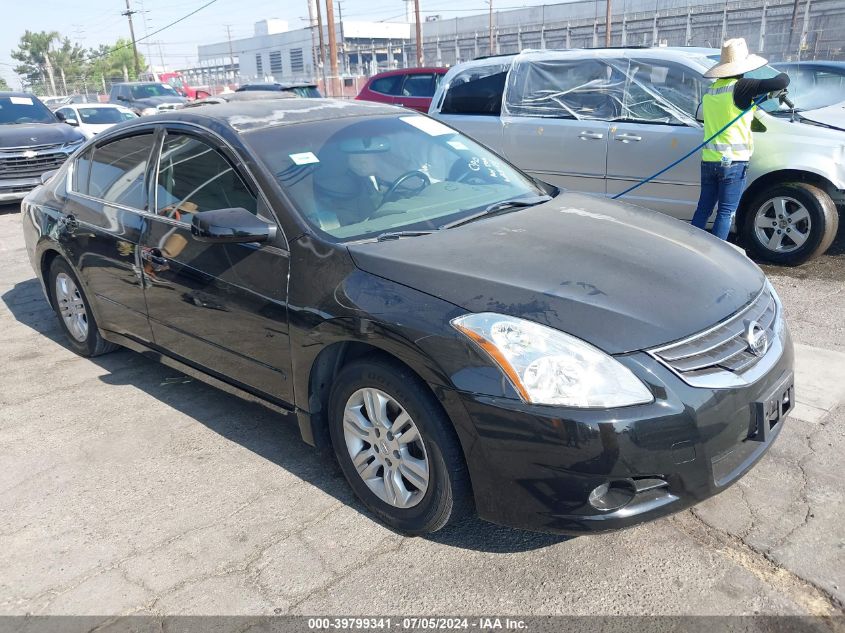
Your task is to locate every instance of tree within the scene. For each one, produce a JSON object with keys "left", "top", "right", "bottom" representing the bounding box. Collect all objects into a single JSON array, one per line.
[
  {"left": 11, "top": 30, "right": 87, "bottom": 95},
  {"left": 0, "top": 76, "right": 10, "bottom": 91},
  {"left": 88, "top": 39, "right": 146, "bottom": 86}
]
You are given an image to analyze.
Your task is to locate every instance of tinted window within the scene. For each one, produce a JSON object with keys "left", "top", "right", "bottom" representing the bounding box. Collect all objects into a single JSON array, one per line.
[
  {"left": 369, "top": 75, "right": 403, "bottom": 96},
  {"left": 73, "top": 147, "right": 94, "bottom": 194},
  {"left": 87, "top": 134, "right": 154, "bottom": 208},
  {"left": 155, "top": 133, "right": 257, "bottom": 220},
  {"left": 129, "top": 84, "right": 179, "bottom": 99},
  {"left": 441, "top": 65, "right": 509, "bottom": 116},
  {"left": 402, "top": 73, "right": 435, "bottom": 97},
  {"left": 0, "top": 95, "right": 56, "bottom": 125},
  {"left": 505, "top": 58, "right": 624, "bottom": 120}
]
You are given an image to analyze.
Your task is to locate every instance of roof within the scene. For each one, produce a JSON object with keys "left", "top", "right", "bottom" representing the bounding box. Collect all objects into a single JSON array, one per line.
[
  {"left": 0, "top": 91, "right": 42, "bottom": 99},
  {"left": 110, "top": 81, "right": 164, "bottom": 86},
  {"left": 366, "top": 67, "right": 448, "bottom": 78},
  {"left": 155, "top": 98, "right": 400, "bottom": 133},
  {"left": 773, "top": 60, "right": 845, "bottom": 70}
]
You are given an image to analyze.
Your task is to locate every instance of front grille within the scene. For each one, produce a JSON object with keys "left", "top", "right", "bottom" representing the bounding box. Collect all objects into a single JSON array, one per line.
[
  {"left": 0, "top": 184, "right": 35, "bottom": 194},
  {"left": 1, "top": 142, "right": 62, "bottom": 152},
  {"left": 0, "top": 152, "right": 68, "bottom": 178},
  {"left": 650, "top": 289, "right": 777, "bottom": 382}
]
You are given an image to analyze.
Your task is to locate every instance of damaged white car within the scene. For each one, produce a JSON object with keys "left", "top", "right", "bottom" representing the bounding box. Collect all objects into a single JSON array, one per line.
[{"left": 430, "top": 48, "right": 844, "bottom": 265}]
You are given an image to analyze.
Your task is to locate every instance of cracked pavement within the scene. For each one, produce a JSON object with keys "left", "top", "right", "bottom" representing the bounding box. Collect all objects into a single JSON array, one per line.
[{"left": 0, "top": 205, "right": 843, "bottom": 617}]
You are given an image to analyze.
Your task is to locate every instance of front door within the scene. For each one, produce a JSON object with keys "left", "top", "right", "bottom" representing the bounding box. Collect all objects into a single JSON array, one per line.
[
  {"left": 140, "top": 127, "right": 293, "bottom": 403},
  {"left": 500, "top": 57, "right": 619, "bottom": 194},
  {"left": 605, "top": 57, "right": 709, "bottom": 219}
]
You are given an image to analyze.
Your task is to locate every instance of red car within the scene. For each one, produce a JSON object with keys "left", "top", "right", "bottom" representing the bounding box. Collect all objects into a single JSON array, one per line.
[{"left": 356, "top": 67, "right": 447, "bottom": 113}]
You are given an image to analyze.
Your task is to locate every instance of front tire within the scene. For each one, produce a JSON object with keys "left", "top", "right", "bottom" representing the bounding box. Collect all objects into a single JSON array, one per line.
[
  {"left": 742, "top": 182, "right": 839, "bottom": 265},
  {"left": 48, "top": 257, "right": 118, "bottom": 357},
  {"left": 328, "top": 357, "right": 472, "bottom": 535}
]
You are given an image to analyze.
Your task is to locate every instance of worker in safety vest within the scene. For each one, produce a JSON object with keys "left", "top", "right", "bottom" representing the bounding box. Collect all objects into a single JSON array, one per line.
[{"left": 691, "top": 38, "right": 789, "bottom": 240}]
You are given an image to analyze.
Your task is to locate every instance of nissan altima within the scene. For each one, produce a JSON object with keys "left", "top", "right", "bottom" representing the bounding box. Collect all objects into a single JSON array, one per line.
[{"left": 21, "top": 99, "right": 794, "bottom": 535}]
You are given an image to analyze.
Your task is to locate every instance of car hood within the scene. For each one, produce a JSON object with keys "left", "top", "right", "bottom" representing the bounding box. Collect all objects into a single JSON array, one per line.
[
  {"left": 347, "top": 192, "right": 765, "bottom": 354},
  {"left": 0, "top": 122, "right": 84, "bottom": 149},
  {"left": 796, "top": 101, "right": 845, "bottom": 130}
]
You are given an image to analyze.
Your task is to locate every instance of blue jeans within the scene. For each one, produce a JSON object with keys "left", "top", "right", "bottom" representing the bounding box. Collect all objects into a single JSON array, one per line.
[{"left": 691, "top": 160, "right": 749, "bottom": 240}]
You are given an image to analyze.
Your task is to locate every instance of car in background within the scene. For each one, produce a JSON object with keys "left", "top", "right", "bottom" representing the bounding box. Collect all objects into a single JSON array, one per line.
[
  {"left": 108, "top": 82, "right": 187, "bottom": 115},
  {"left": 357, "top": 68, "right": 447, "bottom": 112},
  {"left": 55, "top": 103, "right": 137, "bottom": 139},
  {"left": 22, "top": 99, "right": 793, "bottom": 536},
  {"left": 181, "top": 90, "right": 298, "bottom": 109},
  {"left": 139, "top": 71, "right": 201, "bottom": 100},
  {"left": 43, "top": 94, "right": 102, "bottom": 110},
  {"left": 0, "top": 91, "right": 85, "bottom": 203},
  {"left": 235, "top": 82, "right": 321, "bottom": 98},
  {"left": 771, "top": 61, "right": 845, "bottom": 113},
  {"left": 430, "top": 49, "right": 844, "bottom": 266}
]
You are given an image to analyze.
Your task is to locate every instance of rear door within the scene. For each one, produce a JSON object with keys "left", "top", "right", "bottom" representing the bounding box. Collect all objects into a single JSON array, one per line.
[
  {"left": 432, "top": 63, "right": 510, "bottom": 153},
  {"left": 362, "top": 74, "right": 403, "bottom": 105},
  {"left": 63, "top": 131, "right": 156, "bottom": 341},
  {"left": 501, "top": 57, "right": 619, "bottom": 194},
  {"left": 140, "top": 125, "right": 293, "bottom": 402},
  {"left": 605, "top": 57, "right": 708, "bottom": 219}
]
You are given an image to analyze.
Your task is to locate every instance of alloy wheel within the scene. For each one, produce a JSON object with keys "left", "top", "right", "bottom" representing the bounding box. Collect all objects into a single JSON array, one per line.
[
  {"left": 55, "top": 272, "right": 89, "bottom": 342},
  {"left": 753, "top": 196, "right": 812, "bottom": 254},
  {"left": 342, "top": 387, "right": 430, "bottom": 509}
]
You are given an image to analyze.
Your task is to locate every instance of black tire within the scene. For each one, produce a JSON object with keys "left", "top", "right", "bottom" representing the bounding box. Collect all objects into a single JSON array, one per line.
[
  {"left": 742, "top": 182, "right": 839, "bottom": 266},
  {"left": 327, "top": 357, "right": 473, "bottom": 535},
  {"left": 48, "top": 257, "right": 118, "bottom": 357}
]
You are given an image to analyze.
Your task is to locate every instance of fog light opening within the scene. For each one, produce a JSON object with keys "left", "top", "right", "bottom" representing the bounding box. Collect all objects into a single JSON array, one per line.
[{"left": 588, "top": 479, "right": 637, "bottom": 512}]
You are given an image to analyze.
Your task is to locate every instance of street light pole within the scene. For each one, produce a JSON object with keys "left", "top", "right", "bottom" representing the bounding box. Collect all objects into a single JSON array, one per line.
[{"left": 488, "top": 0, "right": 494, "bottom": 55}]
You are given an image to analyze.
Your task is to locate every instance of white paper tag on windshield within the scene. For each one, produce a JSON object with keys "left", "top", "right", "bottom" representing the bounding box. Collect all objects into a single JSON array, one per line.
[
  {"left": 10, "top": 96, "right": 33, "bottom": 105},
  {"left": 289, "top": 152, "right": 320, "bottom": 165},
  {"left": 447, "top": 140, "right": 469, "bottom": 150},
  {"left": 400, "top": 116, "right": 453, "bottom": 136}
]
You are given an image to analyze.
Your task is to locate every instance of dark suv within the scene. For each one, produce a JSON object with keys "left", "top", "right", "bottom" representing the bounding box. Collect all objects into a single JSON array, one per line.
[
  {"left": 108, "top": 82, "right": 186, "bottom": 116},
  {"left": 0, "top": 92, "right": 85, "bottom": 203}
]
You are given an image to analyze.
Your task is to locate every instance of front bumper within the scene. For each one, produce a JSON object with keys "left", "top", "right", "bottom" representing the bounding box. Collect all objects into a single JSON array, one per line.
[
  {"left": 443, "top": 328, "right": 794, "bottom": 534},
  {"left": 0, "top": 177, "right": 40, "bottom": 202}
]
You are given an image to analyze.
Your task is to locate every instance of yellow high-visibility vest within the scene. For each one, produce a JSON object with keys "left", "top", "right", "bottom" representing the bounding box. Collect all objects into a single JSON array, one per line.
[{"left": 701, "top": 78, "right": 755, "bottom": 163}]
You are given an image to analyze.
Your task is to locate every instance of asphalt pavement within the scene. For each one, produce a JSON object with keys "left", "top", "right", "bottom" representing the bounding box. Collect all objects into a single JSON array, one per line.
[{"left": 0, "top": 203, "right": 843, "bottom": 618}]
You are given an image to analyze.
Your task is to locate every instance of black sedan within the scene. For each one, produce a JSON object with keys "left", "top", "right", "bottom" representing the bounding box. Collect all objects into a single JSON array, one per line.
[{"left": 21, "top": 99, "right": 794, "bottom": 535}]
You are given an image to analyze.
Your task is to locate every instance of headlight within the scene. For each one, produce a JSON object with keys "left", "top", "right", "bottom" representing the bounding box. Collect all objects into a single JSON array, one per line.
[
  {"left": 451, "top": 313, "right": 653, "bottom": 408},
  {"left": 139, "top": 107, "right": 158, "bottom": 116}
]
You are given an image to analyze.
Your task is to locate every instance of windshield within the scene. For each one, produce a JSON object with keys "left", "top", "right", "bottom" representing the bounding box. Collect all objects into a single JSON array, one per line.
[
  {"left": 78, "top": 107, "right": 136, "bottom": 124},
  {"left": 167, "top": 76, "right": 184, "bottom": 90},
  {"left": 130, "top": 83, "right": 180, "bottom": 99},
  {"left": 247, "top": 115, "right": 544, "bottom": 242},
  {"left": 0, "top": 95, "right": 57, "bottom": 125}
]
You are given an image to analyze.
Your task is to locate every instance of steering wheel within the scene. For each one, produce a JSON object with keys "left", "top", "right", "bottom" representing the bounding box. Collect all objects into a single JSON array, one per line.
[{"left": 380, "top": 170, "right": 431, "bottom": 205}]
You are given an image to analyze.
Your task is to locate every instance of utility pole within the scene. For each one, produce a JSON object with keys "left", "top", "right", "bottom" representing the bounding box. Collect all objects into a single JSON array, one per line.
[
  {"left": 315, "top": 0, "right": 328, "bottom": 93},
  {"left": 225, "top": 24, "right": 235, "bottom": 81},
  {"left": 337, "top": 1, "right": 346, "bottom": 75},
  {"left": 488, "top": 0, "right": 494, "bottom": 56},
  {"left": 415, "top": 0, "right": 423, "bottom": 66},
  {"left": 325, "top": 0, "right": 339, "bottom": 96},
  {"left": 605, "top": 0, "right": 612, "bottom": 47},
  {"left": 122, "top": 0, "right": 142, "bottom": 77},
  {"left": 305, "top": 1, "right": 318, "bottom": 82}
]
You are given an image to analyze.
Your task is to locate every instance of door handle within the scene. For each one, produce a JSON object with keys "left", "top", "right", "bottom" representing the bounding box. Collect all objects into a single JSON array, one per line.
[
  {"left": 578, "top": 131, "right": 604, "bottom": 140},
  {"left": 615, "top": 133, "right": 643, "bottom": 142},
  {"left": 141, "top": 247, "right": 169, "bottom": 272}
]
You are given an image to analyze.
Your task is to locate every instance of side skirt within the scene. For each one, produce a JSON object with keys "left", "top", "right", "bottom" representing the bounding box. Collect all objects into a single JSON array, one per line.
[{"left": 99, "top": 329, "right": 318, "bottom": 446}]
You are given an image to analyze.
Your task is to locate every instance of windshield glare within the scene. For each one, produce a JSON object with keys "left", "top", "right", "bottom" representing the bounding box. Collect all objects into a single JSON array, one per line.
[
  {"left": 247, "top": 115, "right": 543, "bottom": 241},
  {"left": 0, "top": 95, "right": 57, "bottom": 125},
  {"left": 130, "top": 84, "right": 180, "bottom": 99}
]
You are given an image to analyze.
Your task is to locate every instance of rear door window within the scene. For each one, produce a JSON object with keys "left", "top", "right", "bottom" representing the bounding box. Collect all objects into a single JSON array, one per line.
[
  {"left": 617, "top": 58, "right": 706, "bottom": 124},
  {"left": 440, "top": 64, "right": 510, "bottom": 116},
  {"left": 401, "top": 73, "right": 436, "bottom": 97},
  {"left": 369, "top": 75, "right": 403, "bottom": 96},
  {"left": 85, "top": 133, "right": 155, "bottom": 208}
]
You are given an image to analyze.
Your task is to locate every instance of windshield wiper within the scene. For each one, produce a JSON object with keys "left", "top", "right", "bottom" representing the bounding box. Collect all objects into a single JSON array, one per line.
[
  {"left": 440, "top": 195, "right": 551, "bottom": 230},
  {"left": 376, "top": 230, "right": 436, "bottom": 242}
]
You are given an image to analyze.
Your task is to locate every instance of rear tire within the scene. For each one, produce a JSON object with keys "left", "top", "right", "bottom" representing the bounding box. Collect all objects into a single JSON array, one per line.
[
  {"left": 48, "top": 258, "right": 118, "bottom": 357},
  {"left": 328, "top": 357, "right": 472, "bottom": 535},
  {"left": 742, "top": 182, "right": 838, "bottom": 266}
]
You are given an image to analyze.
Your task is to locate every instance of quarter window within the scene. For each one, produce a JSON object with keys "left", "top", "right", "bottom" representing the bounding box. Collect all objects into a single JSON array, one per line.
[
  {"left": 155, "top": 133, "right": 257, "bottom": 220},
  {"left": 369, "top": 75, "right": 403, "bottom": 96},
  {"left": 85, "top": 133, "right": 154, "bottom": 208},
  {"left": 401, "top": 73, "right": 436, "bottom": 97}
]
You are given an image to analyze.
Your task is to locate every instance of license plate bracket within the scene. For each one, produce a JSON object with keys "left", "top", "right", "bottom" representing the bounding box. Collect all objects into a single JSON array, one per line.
[{"left": 749, "top": 373, "right": 794, "bottom": 443}]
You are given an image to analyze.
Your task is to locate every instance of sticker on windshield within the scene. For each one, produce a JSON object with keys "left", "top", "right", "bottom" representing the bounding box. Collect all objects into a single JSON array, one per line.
[
  {"left": 400, "top": 116, "right": 453, "bottom": 136},
  {"left": 10, "top": 96, "right": 33, "bottom": 105},
  {"left": 289, "top": 152, "right": 320, "bottom": 165},
  {"left": 447, "top": 140, "right": 469, "bottom": 151}
]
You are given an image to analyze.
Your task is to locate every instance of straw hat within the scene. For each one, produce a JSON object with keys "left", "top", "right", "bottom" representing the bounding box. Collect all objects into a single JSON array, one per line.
[{"left": 704, "top": 38, "right": 768, "bottom": 78}]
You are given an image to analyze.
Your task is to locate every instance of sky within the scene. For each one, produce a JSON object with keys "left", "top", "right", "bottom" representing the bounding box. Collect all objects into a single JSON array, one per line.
[{"left": 1, "top": 0, "right": 557, "bottom": 88}]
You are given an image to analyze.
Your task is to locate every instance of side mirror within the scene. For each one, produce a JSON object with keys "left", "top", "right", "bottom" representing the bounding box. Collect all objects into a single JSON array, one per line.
[
  {"left": 190, "top": 207, "right": 277, "bottom": 244},
  {"left": 65, "top": 118, "right": 79, "bottom": 126},
  {"left": 55, "top": 111, "right": 66, "bottom": 121}
]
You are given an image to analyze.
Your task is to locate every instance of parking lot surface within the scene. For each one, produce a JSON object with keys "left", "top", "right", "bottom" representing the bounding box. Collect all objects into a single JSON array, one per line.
[{"left": 1, "top": 204, "right": 843, "bottom": 617}]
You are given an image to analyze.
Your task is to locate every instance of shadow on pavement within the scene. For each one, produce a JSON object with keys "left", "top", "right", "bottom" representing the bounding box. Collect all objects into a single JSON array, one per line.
[{"left": 2, "top": 276, "right": 570, "bottom": 553}]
